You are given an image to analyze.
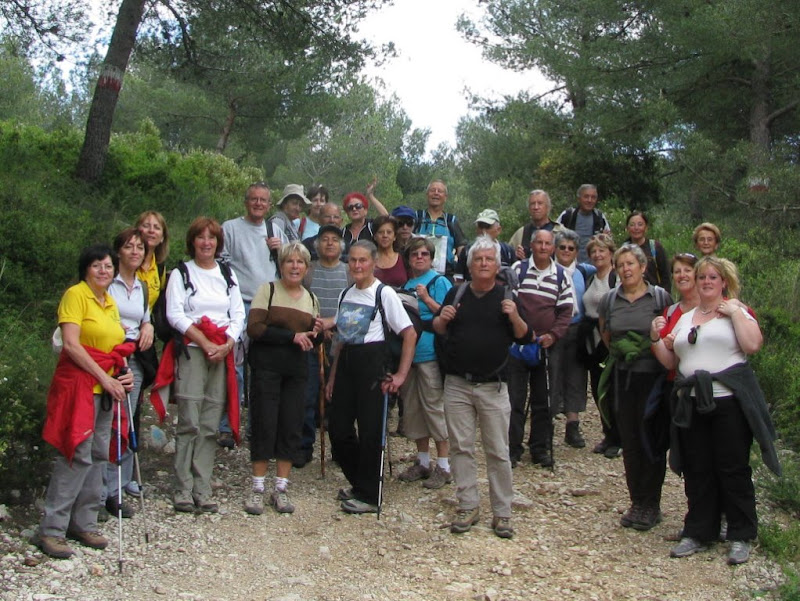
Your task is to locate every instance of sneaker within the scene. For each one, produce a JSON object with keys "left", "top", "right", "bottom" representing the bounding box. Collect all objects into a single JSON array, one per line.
[
  {"left": 620, "top": 505, "right": 642, "bottom": 528},
  {"left": 491, "top": 516, "right": 514, "bottom": 539},
  {"left": 450, "top": 507, "right": 480, "bottom": 534},
  {"left": 397, "top": 461, "right": 431, "bottom": 482},
  {"left": 422, "top": 465, "right": 452, "bottom": 490},
  {"left": 532, "top": 451, "right": 554, "bottom": 468},
  {"left": 197, "top": 501, "right": 219, "bottom": 514},
  {"left": 174, "top": 500, "right": 195, "bottom": 513},
  {"left": 105, "top": 496, "right": 135, "bottom": 518},
  {"left": 270, "top": 489, "right": 295, "bottom": 514},
  {"left": 341, "top": 498, "right": 378, "bottom": 514},
  {"left": 124, "top": 481, "right": 144, "bottom": 498},
  {"left": 727, "top": 541, "right": 751, "bottom": 565},
  {"left": 245, "top": 491, "right": 265, "bottom": 515},
  {"left": 632, "top": 506, "right": 662, "bottom": 531},
  {"left": 603, "top": 445, "right": 622, "bottom": 459},
  {"left": 336, "top": 487, "right": 355, "bottom": 501},
  {"left": 565, "top": 421, "right": 586, "bottom": 448},
  {"left": 217, "top": 432, "right": 235, "bottom": 449},
  {"left": 66, "top": 529, "right": 108, "bottom": 550},
  {"left": 670, "top": 537, "right": 706, "bottom": 558},
  {"left": 32, "top": 533, "right": 74, "bottom": 559}
]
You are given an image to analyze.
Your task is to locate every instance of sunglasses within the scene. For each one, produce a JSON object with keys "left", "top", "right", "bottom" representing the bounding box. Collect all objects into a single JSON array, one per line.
[
  {"left": 398, "top": 219, "right": 415, "bottom": 227},
  {"left": 346, "top": 203, "right": 364, "bottom": 212},
  {"left": 558, "top": 245, "right": 576, "bottom": 251},
  {"left": 410, "top": 250, "right": 430, "bottom": 258},
  {"left": 688, "top": 325, "right": 700, "bottom": 345}
]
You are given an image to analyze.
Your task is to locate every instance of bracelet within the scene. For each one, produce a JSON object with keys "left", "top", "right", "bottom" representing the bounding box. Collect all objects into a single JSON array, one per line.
[{"left": 650, "top": 336, "right": 660, "bottom": 343}]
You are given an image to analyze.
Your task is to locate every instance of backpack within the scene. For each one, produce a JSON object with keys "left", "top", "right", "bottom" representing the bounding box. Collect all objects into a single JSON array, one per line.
[
  {"left": 602, "top": 284, "right": 671, "bottom": 330},
  {"left": 153, "top": 260, "right": 237, "bottom": 343},
  {"left": 559, "top": 207, "right": 606, "bottom": 235},
  {"left": 413, "top": 210, "right": 458, "bottom": 239}
]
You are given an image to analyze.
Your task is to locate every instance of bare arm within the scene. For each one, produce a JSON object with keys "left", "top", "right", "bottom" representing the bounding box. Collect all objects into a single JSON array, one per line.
[
  {"left": 724, "top": 303, "right": 763, "bottom": 354},
  {"left": 366, "top": 177, "right": 389, "bottom": 217}
]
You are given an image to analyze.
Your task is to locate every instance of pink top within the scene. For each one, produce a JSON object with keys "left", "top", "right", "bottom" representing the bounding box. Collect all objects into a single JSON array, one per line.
[{"left": 375, "top": 254, "right": 409, "bottom": 287}]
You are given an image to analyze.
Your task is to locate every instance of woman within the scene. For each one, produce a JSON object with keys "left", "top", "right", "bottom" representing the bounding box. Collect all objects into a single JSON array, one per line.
[
  {"left": 397, "top": 237, "right": 453, "bottom": 489},
  {"left": 598, "top": 244, "right": 672, "bottom": 531},
  {"left": 580, "top": 234, "right": 620, "bottom": 458},
  {"left": 692, "top": 222, "right": 721, "bottom": 257},
  {"left": 653, "top": 257, "right": 778, "bottom": 565},
  {"left": 161, "top": 217, "right": 245, "bottom": 513},
  {"left": 551, "top": 229, "right": 596, "bottom": 448},
  {"left": 373, "top": 215, "right": 409, "bottom": 287},
  {"left": 244, "top": 242, "right": 322, "bottom": 515},
  {"left": 325, "top": 241, "right": 416, "bottom": 514},
  {"left": 34, "top": 245, "right": 135, "bottom": 559},
  {"left": 651, "top": 254, "right": 701, "bottom": 349},
  {"left": 298, "top": 184, "right": 329, "bottom": 241},
  {"left": 625, "top": 211, "right": 671, "bottom": 290},
  {"left": 135, "top": 210, "right": 170, "bottom": 311},
  {"left": 104, "top": 228, "right": 155, "bottom": 516},
  {"left": 273, "top": 184, "right": 311, "bottom": 242},
  {"left": 391, "top": 205, "right": 417, "bottom": 251},
  {"left": 342, "top": 184, "right": 389, "bottom": 260}
]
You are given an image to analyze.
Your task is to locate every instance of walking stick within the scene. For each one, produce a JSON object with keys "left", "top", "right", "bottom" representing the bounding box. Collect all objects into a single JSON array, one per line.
[
  {"left": 125, "top": 391, "right": 150, "bottom": 544},
  {"left": 115, "top": 393, "right": 125, "bottom": 574},
  {"left": 377, "top": 389, "right": 390, "bottom": 520},
  {"left": 543, "top": 348, "right": 554, "bottom": 473},
  {"left": 318, "top": 344, "right": 326, "bottom": 478}
]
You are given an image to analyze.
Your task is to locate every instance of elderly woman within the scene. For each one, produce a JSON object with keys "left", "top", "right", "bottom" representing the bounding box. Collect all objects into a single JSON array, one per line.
[
  {"left": 599, "top": 244, "right": 672, "bottom": 531},
  {"left": 374, "top": 215, "right": 409, "bottom": 287},
  {"left": 325, "top": 241, "right": 416, "bottom": 514},
  {"left": 156, "top": 217, "right": 245, "bottom": 513},
  {"left": 397, "top": 237, "right": 453, "bottom": 489},
  {"left": 34, "top": 245, "right": 135, "bottom": 559},
  {"left": 342, "top": 185, "right": 389, "bottom": 260},
  {"left": 244, "top": 242, "right": 322, "bottom": 515},
  {"left": 103, "top": 228, "right": 154, "bottom": 517},
  {"left": 653, "top": 257, "right": 778, "bottom": 565},
  {"left": 551, "top": 229, "right": 595, "bottom": 448},
  {"left": 580, "top": 234, "right": 621, "bottom": 457},
  {"left": 625, "top": 211, "right": 671, "bottom": 290},
  {"left": 692, "top": 222, "right": 721, "bottom": 257}
]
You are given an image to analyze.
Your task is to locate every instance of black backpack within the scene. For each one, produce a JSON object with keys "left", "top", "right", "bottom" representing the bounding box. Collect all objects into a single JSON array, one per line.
[{"left": 559, "top": 207, "right": 606, "bottom": 235}]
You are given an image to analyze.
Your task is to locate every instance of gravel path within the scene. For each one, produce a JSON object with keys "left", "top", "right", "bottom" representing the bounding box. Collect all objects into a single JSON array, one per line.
[{"left": 0, "top": 402, "right": 785, "bottom": 601}]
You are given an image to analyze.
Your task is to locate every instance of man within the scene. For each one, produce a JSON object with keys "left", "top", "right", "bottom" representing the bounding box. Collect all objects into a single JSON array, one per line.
[
  {"left": 508, "top": 190, "right": 565, "bottom": 260},
  {"left": 272, "top": 184, "right": 311, "bottom": 242},
  {"left": 556, "top": 184, "right": 611, "bottom": 262},
  {"left": 413, "top": 180, "right": 466, "bottom": 278},
  {"left": 303, "top": 202, "right": 344, "bottom": 261},
  {"left": 454, "top": 209, "right": 515, "bottom": 282},
  {"left": 433, "top": 236, "right": 532, "bottom": 539},
  {"left": 507, "top": 229, "right": 574, "bottom": 468},
  {"left": 219, "top": 182, "right": 288, "bottom": 447},
  {"left": 298, "top": 225, "right": 352, "bottom": 467}
]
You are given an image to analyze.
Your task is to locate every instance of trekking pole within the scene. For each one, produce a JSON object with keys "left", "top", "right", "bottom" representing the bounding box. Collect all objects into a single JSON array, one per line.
[
  {"left": 377, "top": 389, "right": 390, "bottom": 521},
  {"left": 115, "top": 392, "right": 125, "bottom": 574},
  {"left": 318, "top": 344, "right": 326, "bottom": 478},
  {"left": 125, "top": 391, "right": 150, "bottom": 544},
  {"left": 543, "top": 348, "right": 554, "bottom": 473}
]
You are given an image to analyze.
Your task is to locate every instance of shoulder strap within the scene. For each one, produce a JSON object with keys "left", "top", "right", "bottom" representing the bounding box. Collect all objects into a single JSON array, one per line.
[
  {"left": 592, "top": 208, "right": 605, "bottom": 233},
  {"left": 157, "top": 261, "right": 167, "bottom": 290},
  {"left": 576, "top": 264, "right": 588, "bottom": 281},
  {"left": 518, "top": 259, "right": 530, "bottom": 284},
  {"left": 521, "top": 223, "right": 535, "bottom": 250},
  {"left": 268, "top": 282, "right": 275, "bottom": 310},
  {"left": 266, "top": 218, "right": 280, "bottom": 268},
  {"left": 414, "top": 209, "right": 425, "bottom": 232},
  {"left": 337, "top": 283, "right": 356, "bottom": 312},
  {"left": 654, "top": 286, "right": 670, "bottom": 313},
  {"left": 216, "top": 260, "right": 236, "bottom": 295},
  {"left": 555, "top": 263, "right": 565, "bottom": 292},
  {"left": 563, "top": 208, "right": 577, "bottom": 230},
  {"left": 141, "top": 279, "right": 149, "bottom": 315},
  {"left": 177, "top": 261, "right": 194, "bottom": 295},
  {"left": 298, "top": 216, "right": 307, "bottom": 237},
  {"left": 426, "top": 274, "right": 442, "bottom": 294},
  {"left": 450, "top": 282, "right": 470, "bottom": 308},
  {"left": 609, "top": 270, "right": 617, "bottom": 288}
]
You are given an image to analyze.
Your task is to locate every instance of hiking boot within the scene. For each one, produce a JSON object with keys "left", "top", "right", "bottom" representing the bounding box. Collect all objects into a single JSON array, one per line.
[
  {"left": 491, "top": 516, "right": 514, "bottom": 539},
  {"left": 450, "top": 507, "right": 480, "bottom": 534},
  {"left": 397, "top": 461, "right": 431, "bottom": 482},
  {"left": 174, "top": 500, "right": 195, "bottom": 513},
  {"left": 105, "top": 496, "right": 135, "bottom": 518},
  {"left": 124, "top": 481, "right": 144, "bottom": 498},
  {"left": 197, "top": 501, "right": 219, "bottom": 514},
  {"left": 592, "top": 439, "right": 609, "bottom": 454},
  {"left": 336, "top": 487, "right": 355, "bottom": 501},
  {"left": 532, "top": 451, "right": 554, "bottom": 468},
  {"left": 565, "top": 421, "right": 586, "bottom": 448},
  {"left": 244, "top": 491, "right": 265, "bottom": 515},
  {"left": 603, "top": 445, "right": 622, "bottom": 459},
  {"left": 632, "top": 506, "right": 662, "bottom": 531},
  {"left": 67, "top": 529, "right": 108, "bottom": 550},
  {"left": 620, "top": 505, "right": 642, "bottom": 528},
  {"left": 217, "top": 432, "right": 235, "bottom": 449},
  {"left": 270, "top": 489, "right": 295, "bottom": 514},
  {"left": 33, "top": 533, "right": 74, "bottom": 559},
  {"left": 422, "top": 465, "right": 452, "bottom": 490},
  {"left": 727, "top": 541, "right": 751, "bottom": 565},
  {"left": 670, "top": 537, "right": 706, "bottom": 558},
  {"left": 341, "top": 498, "right": 378, "bottom": 514}
]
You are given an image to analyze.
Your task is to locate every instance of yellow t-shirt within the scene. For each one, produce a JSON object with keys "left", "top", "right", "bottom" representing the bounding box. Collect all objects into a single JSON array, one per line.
[
  {"left": 58, "top": 281, "right": 126, "bottom": 393},
  {"left": 136, "top": 258, "right": 164, "bottom": 311}
]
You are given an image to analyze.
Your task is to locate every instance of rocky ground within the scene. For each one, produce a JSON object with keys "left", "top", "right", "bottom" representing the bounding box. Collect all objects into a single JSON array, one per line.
[{"left": 0, "top": 402, "right": 787, "bottom": 601}]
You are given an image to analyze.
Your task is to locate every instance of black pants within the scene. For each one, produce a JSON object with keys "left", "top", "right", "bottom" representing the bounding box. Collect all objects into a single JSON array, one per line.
[
  {"left": 679, "top": 395, "right": 757, "bottom": 542},
  {"left": 249, "top": 367, "right": 306, "bottom": 462},
  {"left": 508, "top": 355, "right": 553, "bottom": 460},
  {"left": 589, "top": 358, "right": 621, "bottom": 447},
  {"left": 614, "top": 370, "right": 666, "bottom": 509},
  {"left": 329, "top": 343, "right": 387, "bottom": 505}
]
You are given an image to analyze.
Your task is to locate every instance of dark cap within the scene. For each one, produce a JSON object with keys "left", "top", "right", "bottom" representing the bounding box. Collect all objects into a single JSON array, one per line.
[{"left": 317, "top": 224, "right": 343, "bottom": 239}]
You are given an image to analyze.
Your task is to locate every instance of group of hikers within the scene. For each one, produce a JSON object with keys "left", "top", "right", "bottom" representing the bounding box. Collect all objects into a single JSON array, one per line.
[{"left": 34, "top": 179, "right": 779, "bottom": 569}]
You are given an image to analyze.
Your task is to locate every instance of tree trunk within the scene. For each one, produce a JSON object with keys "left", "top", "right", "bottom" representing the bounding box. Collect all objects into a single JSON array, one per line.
[
  {"left": 216, "top": 99, "right": 238, "bottom": 153},
  {"left": 749, "top": 56, "right": 771, "bottom": 157},
  {"left": 75, "top": 0, "right": 147, "bottom": 183}
]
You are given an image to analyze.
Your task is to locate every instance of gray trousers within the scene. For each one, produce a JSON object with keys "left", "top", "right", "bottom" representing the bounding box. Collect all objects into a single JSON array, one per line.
[
  {"left": 40, "top": 394, "right": 112, "bottom": 537},
  {"left": 444, "top": 375, "right": 513, "bottom": 519}
]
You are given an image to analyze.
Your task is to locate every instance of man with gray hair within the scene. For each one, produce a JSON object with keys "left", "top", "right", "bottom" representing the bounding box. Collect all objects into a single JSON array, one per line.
[
  {"left": 509, "top": 190, "right": 564, "bottom": 260},
  {"left": 556, "top": 184, "right": 611, "bottom": 262}
]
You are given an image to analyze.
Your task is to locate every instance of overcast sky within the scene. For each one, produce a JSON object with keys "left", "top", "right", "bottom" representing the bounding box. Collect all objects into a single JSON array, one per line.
[{"left": 358, "top": 0, "right": 551, "bottom": 150}]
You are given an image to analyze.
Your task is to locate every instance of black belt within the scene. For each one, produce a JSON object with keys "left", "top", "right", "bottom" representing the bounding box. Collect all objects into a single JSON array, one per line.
[{"left": 456, "top": 372, "right": 505, "bottom": 384}]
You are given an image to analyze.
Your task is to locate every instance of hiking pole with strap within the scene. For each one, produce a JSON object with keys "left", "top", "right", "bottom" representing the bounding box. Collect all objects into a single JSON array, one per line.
[
  {"left": 114, "top": 370, "right": 127, "bottom": 574},
  {"left": 543, "top": 348, "right": 554, "bottom": 473},
  {"left": 377, "top": 388, "right": 390, "bottom": 520},
  {"left": 124, "top": 391, "right": 150, "bottom": 544},
  {"left": 318, "top": 344, "right": 326, "bottom": 478}
]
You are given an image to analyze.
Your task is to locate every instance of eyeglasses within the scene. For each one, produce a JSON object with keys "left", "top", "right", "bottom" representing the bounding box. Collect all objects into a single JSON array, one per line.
[
  {"left": 346, "top": 203, "right": 364, "bottom": 212},
  {"left": 558, "top": 245, "right": 576, "bottom": 251},
  {"left": 247, "top": 197, "right": 270, "bottom": 205},
  {"left": 688, "top": 325, "right": 700, "bottom": 345},
  {"left": 410, "top": 251, "right": 430, "bottom": 258}
]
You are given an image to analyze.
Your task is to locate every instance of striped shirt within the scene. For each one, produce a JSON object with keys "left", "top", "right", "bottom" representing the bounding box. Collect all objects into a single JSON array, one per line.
[{"left": 512, "top": 258, "right": 574, "bottom": 341}]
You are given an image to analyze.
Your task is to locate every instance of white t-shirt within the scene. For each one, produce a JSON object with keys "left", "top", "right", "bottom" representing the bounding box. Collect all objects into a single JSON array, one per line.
[
  {"left": 673, "top": 307, "right": 756, "bottom": 397},
  {"left": 335, "top": 279, "right": 412, "bottom": 344}
]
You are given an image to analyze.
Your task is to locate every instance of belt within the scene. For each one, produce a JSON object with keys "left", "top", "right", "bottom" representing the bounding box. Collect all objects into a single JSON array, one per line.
[{"left": 457, "top": 372, "right": 505, "bottom": 384}]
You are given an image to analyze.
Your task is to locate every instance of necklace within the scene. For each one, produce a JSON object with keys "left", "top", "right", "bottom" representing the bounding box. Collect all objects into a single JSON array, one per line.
[{"left": 699, "top": 307, "right": 714, "bottom": 315}]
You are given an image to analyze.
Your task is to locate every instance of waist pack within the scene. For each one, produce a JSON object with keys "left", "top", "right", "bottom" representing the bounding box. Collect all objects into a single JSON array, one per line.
[{"left": 510, "top": 340, "right": 541, "bottom": 367}]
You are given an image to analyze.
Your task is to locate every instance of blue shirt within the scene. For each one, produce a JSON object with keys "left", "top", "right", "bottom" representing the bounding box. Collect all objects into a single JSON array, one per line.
[{"left": 403, "top": 270, "right": 452, "bottom": 363}]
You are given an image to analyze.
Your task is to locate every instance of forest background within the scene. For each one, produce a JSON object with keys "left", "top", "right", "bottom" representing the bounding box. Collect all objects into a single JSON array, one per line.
[{"left": 1, "top": 0, "right": 800, "bottom": 593}]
